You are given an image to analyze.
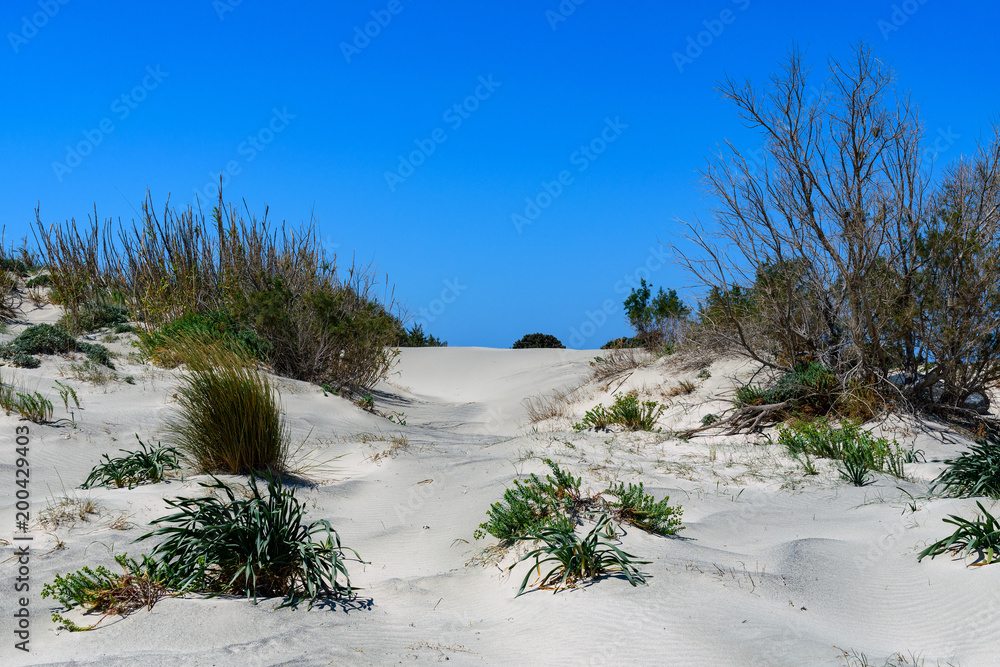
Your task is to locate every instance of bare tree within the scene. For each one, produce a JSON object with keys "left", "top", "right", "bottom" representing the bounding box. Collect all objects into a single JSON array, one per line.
[{"left": 676, "top": 43, "right": 1000, "bottom": 419}]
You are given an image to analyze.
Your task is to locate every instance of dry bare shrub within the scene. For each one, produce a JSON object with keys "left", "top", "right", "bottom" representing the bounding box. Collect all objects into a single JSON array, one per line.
[{"left": 675, "top": 43, "right": 1000, "bottom": 418}]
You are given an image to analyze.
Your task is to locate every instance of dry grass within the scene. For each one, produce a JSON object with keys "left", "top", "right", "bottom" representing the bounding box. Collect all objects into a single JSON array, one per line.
[
  {"left": 523, "top": 387, "right": 575, "bottom": 423},
  {"left": 38, "top": 494, "right": 100, "bottom": 529},
  {"left": 590, "top": 347, "right": 652, "bottom": 383},
  {"left": 369, "top": 433, "right": 412, "bottom": 463},
  {"left": 663, "top": 380, "right": 697, "bottom": 398}
]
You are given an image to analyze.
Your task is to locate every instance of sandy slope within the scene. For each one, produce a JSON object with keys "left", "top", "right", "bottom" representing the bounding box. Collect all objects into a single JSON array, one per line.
[{"left": 2, "top": 314, "right": 999, "bottom": 666}]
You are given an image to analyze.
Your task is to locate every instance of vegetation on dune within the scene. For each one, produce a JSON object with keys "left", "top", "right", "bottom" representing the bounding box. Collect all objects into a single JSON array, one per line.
[
  {"left": 80, "top": 436, "right": 182, "bottom": 489},
  {"left": 33, "top": 191, "right": 399, "bottom": 393},
  {"left": 573, "top": 393, "right": 666, "bottom": 432},
  {"left": 512, "top": 333, "right": 565, "bottom": 349},
  {"left": 396, "top": 323, "right": 446, "bottom": 347}
]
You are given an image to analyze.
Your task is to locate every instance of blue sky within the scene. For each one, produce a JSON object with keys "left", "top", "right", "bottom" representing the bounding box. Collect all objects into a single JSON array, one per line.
[{"left": 2, "top": 0, "right": 996, "bottom": 348}]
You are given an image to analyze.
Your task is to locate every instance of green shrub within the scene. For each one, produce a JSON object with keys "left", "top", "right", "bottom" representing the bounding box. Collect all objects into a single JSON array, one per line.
[
  {"left": 931, "top": 432, "right": 1000, "bottom": 499},
  {"left": 603, "top": 482, "right": 683, "bottom": 536},
  {"left": 601, "top": 336, "right": 644, "bottom": 350},
  {"left": 734, "top": 362, "right": 839, "bottom": 415},
  {"left": 0, "top": 258, "right": 29, "bottom": 277},
  {"left": 0, "top": 323, "right": 114, "bottom": 368},
  {"left": 162, "top": 335, "right": 290, "bottom": 474},
  {"left": 41, "top": 553, "right": 173, "bottom": 631},
  {"left": 574, "top": 393, "right": 665, "bottom": 432},
  {"left": 700, "top": 413, "right": 718, "bottom": 426},
  {"left": 80, "top": 436, "right": 182, "bottom": 489},
  {"left": 474, "top": 459, "right": 581, "bottom": 542},
  {"left": 6, "top": 352, "right": 39, "bottom": 369},
  {"left": 25, "top": 273, "right": 51, "bottom": 288},
  {"left": 512, "top": 333, "right": 565, "bottom": 349},
  {"left": 512, "top": 514, "right": 649, "bottom": 595},
  {"left": 918, "top": 501, "right": 1000, "bottom": 565},
  {"left": 396, "top": 323, "right": 446, "bottom": 347},
  {"left": 138, "top": 473, "right": 361, "bottom": 607},
  {"left": 137, "top": 310, "right": 269, "bottom": 366}
]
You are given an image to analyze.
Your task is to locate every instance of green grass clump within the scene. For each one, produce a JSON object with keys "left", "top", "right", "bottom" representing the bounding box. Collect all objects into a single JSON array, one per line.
[
  {"left": 919, "top": 501, "right": 1000, "bottom": 565},
  {"left": 41, "top": 553, "right": 174, "bottom": 631},
  {"left": 474, "top": 459, "right": 581, "bottom": 541},
  {"left": 512, "top": 514, "right": 649, "bottom": 595},
  {"left": 60, "top": 300, "right": 130, "bottom": 334},
  {"left": 138, "top": 473, "right": 361, "bottom": 607},
  {"left": 163, "top": 335, "right": 290, "bottom": 474},
  {"left": 80, "top": 436, "right": 182, "bottom": 489},
  {"left": 931, "top": 432, "right": 1000, "bottom": 499},
  {"left": 25, "top": 273, "right": 51, "bottom": 288},
  {"left": 604, "top": 481, "right": 683, "bottom": 535},
  {"left": 573, "top": 393, "right": 665, "bottom": 432},
  {"left": 778, "top": 418, "right": 918, "bottom": 483}
]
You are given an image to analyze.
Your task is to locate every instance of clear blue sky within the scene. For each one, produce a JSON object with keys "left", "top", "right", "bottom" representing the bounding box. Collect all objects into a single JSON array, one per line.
[{"left": 2, "top": 0, "right": 996, "bottom": 348}]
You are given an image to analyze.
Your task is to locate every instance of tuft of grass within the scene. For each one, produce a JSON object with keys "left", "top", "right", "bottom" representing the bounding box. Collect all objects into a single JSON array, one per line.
[
  {"left": 589, "top": 347, "right": 650, "bottom": 382},
  {"left": 523, "top": 386, "right": 573, "bottom": 423},
  {"left": 512, "top": 514, "right": 649, "bottom": 595},
  {"left": 41, "top": 553, "right": 174, "bottom": 631},
  {"left": 931, "top": 432, "right": 1000, "bottom": 499},
  {"left": 163, "top": 334, "right": 291, "bottom": 474},
  {"left": 918, "top": 501, "right": 1000, "bottom": 565},
  {"left": 603, "top": 481, "right": 683, "bottom": 536},
  {"left": 664, "top": 380, "right": 696, "bottom": 397},
  {"left": 80, "top": 436, "right": 182, "bottom": 489},
  {"left": 37, "top": 493, "right": 100, "bottom": 529},
  {"left": 574, "top": 393, "right": 665, "bottom": 432},
  {"left": 138, "top": 473, "right": 362, "bottom": 607}
]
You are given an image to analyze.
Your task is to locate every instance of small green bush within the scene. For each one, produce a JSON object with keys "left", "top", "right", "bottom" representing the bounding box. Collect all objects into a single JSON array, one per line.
[
  {"left": 0, "top": 258, "right": 29, "bottom": 277},
  {"left": 604, "top": 481, "right": 683, "bottom": 536},
  {"left": 26, "top": 273, "right": 52, "bottom": 288},
  {"left": 574, "top": 393, "right": 665, "bottom": 432},
  {"left": 138, "top": 473, "right": 361, "bottom": 607},
  {"left": 931, "top": 432, "right": 1000, "bottom": 499},
  {"left": 6, "top": 352, "right": 40, "bottom": 369},
  {"left": 397, "top": 323, "right": 447, "bottom": 347},
  {"left": 80, "top": 436, "right": 182, "bottom": 489},
  {"left": 137, "top": 310, "right": 270, "bottom": 366},
  {"left": 512, "top": 514, "right": 649, "bottom": 595},
  {"left": 41, "top": 553, "right": 173, "bottom": 631},
  {"left": 0, "top": 323, "right": 114, "bottom": 368},
  {"left": 601, "top": 336, "right": 644, "bottom": 350},
  {"left": 512, "top": 333, "right": 565, "bottom": 349},
  {"left": 474, "top": 459, "right": 581, "bottom": 542},
  {"left": 163, "top": 335, "right": 290, "bottom": 474},
  {"left": 734, "top": 362, "right": 839, "bottom": 415}
]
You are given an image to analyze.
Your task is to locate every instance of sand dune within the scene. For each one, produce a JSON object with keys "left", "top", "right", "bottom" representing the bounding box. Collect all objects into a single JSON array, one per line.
[{"left": 2, "top": 322, "right": 999, "bottom": 666}]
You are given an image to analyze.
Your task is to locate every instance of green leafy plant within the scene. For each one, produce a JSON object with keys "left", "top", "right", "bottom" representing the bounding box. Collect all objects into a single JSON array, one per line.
[
  {"left": 512, "top": 514, "right": 649, "bottom": 595},
  {"left": 137, "top": 473, "right": 361, "bottom": 607},
  {"left": 0, "top": 323, "right": 114, "bottom": 368},
  {"left": 80, "top": 436, "right": 182, "bottom": 489},
  {"left": 734, "top": 362, "right": 839, "bottom": 416},
  {"left": 137, "top": 310, "right": 270, "bottom": 367},
  {"left": 701, "top": 413, "right": 719, "bottom": 426},
  {"left": 41, "top": 553, "right": 174, "bottom": 631},
  {"left": 25, "top": 273, "right": 51, "bottom": 288},
  {"left": 512, "top": 333, "right": 565, "bottom": 349},
  {"left": 840, "top": 452, "right": 874, "bottom": 487},
  {"left": 931, "top": 432, "right": 1000, "bottom": 499},
  {"left": 603, "top": 481, "right": 683, "bottom": 536},
  {"left": 918, "top": 501, "right": 1000, "bottom": 565},
  {"left": 162, "top": 335, "right": 291, "bottom": 474},
  {"left": 474, "top": 459, "right": 581, "bottom": 542}
]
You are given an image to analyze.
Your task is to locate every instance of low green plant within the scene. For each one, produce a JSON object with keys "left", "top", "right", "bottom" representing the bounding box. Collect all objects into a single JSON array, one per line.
[
  {"left": 12, "top": 392, "right": 53, "bottom": 423},
  {"left": 80, "top": 436, "right": 182, "bottom": 489},
  {"left": 137, "top": 473, "right": 361, "bottom": 607},
  {"left": 41, "top": 553, "right": 174, "bottom": 631},
  {"left": 137, "top": 310, "right": 270, "bottom": 367},
  {"left": 0, "top": 323, "right": 114, "bottom": 368},
  {"left": 696, "top": 368, "right": 711, "bottom": 379},
  {"left": 918, "top": 501, "right": 1000, "bottom": 565},
  {"left": 701, "top": 413, "right": 719, "bottom": 426},
  {"left": 512, "top": 514, "right": 649, "bottom": 595},
  {"left": 6, "top": 352, "right": 39, "bottom": 368},
  {"left": 574, "top": 393, "right": 665, "bottom": 432},
  {"left": 163, "top": 335, "right": 290, "bottom": 474},
  {"left": 931, "top": 432, "right": 1000, "bottom": 499},
  {"left": 734, "top": 362, "right": 839, "bottom": 415},
  {"left": 474, "top": 459, "right": 581, "bottom": 541},
  {"left": 777, "top": 418, "right": 913, "bottom": 481},
  {"left": 603, "top": 481, "right": 683, "bottom": 535}
]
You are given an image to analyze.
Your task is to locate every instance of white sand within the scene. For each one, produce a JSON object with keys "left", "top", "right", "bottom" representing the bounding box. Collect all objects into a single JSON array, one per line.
[{"left": 2, "top": 310, "right": 1000, "bottom": 666}]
